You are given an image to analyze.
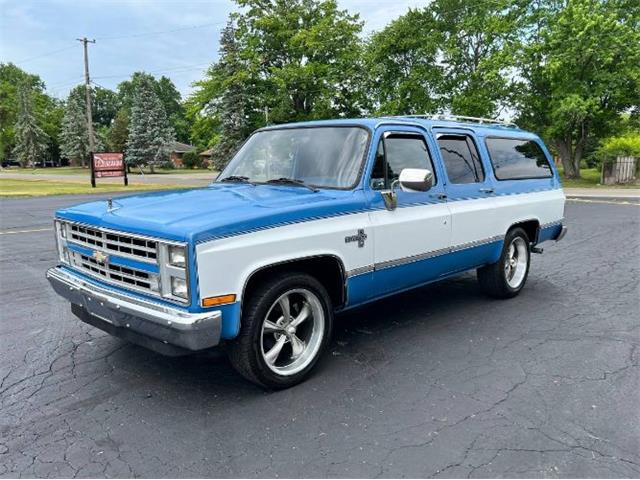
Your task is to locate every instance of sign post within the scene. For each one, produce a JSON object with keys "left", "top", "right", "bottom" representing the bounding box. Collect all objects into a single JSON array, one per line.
[{"left": 91, "top": 152, "right": 127, "bottom": 187}]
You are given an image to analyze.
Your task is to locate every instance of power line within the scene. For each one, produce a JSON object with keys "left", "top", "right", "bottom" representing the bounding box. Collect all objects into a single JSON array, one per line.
[
  {"left": 95, "top": 21, "right": 227, "bottom": 41},
  {"left": 12, "top": 45, "right": 77, "bottom": 65}
]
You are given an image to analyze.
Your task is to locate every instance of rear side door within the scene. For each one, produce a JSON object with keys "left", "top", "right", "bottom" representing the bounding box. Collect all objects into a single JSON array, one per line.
[
  {"left": 433, "top": 128, "right": 501, "bottom": 269},
  {"left": 367, "top": 126, "right": 452, "bottom": 297}
]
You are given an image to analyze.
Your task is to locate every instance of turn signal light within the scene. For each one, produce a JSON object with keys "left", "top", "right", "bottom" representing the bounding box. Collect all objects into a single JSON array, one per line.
[{"left": 202, "top": 294, "right": 236, "bottom": 307}]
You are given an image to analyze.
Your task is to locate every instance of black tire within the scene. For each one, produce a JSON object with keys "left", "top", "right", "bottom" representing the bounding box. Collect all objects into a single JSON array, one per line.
[
  {"left": 477, "top": 227, "right": 531, "bottom": 299},
  {"left": 227, "top": 272, "right": 333, "bottom": 389}
]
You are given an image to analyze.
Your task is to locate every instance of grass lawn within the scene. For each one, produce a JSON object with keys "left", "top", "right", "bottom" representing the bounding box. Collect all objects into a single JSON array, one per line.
[
  {"left": 559, "top": 167, "right": 639, "bottom": 188},
  {"left": 0, "top": 166, "right": 213, "bottom": 175},
  {"left": 0, "top": 178, "right": 188, "bottom": 197}
]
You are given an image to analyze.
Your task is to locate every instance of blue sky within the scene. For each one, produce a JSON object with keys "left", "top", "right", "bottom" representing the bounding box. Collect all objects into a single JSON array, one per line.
[{"left": 1, "top": 0, "right": 425, "bottom": 99}]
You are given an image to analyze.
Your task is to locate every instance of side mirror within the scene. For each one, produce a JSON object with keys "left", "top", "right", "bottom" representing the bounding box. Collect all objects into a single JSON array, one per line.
[{"left": 399, "top": 168, "right": 434, "bottom": 192}]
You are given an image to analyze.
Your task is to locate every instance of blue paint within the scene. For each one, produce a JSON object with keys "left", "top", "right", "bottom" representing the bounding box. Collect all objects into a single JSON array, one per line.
[
  {"left": 66, "top": 242, "right": 160, "bottom": 274},
  {"left": 538, "top": 224, "right": 563, "bottom": 243},
  {"left": 371, "top": 241, "right": 502, "bottom": 299},
  {"left": 344, "top": 240, "right": 504, "bottom": 311},
  {"left": 217, "top": 302, "right": 242, "bottom": 339}
]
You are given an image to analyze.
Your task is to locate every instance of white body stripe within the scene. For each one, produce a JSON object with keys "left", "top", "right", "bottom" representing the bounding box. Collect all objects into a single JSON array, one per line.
[
  {"left": 195, "top": 189, "right": 565, "bottom": 302},
  {"left": 369, "top": 201, "right": 450, "bottom": 267},
  {"left": 196, "top": 212, "right": 374, "bottom": 300}
]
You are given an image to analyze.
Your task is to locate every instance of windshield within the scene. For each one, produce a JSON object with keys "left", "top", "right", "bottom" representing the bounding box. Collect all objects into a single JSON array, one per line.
[{"left": 218, "top": 126, "right": 370, "bottom": 189}]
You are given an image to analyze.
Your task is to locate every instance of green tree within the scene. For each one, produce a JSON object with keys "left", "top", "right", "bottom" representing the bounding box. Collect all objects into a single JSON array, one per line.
[
  {"left": 92, "top": 86, "right": 120, "bottom": 127},
  {"left": 210, "top": 21, "right": 253, "bottom": 168},
  {"left": 235, "top": 0, "right": 366, "bottom": 123},
  {"left": 366, "top": 8, "right": 443, "bottom": 115},
  {"left": 516, "top": 0, "right": 640, "bottom": 178},
  {"left": 107, "top": 108, "right": 129, "bottom": 152},
  {"left": 126, "top": 76, "right": 175, "bottom": 169},
  {"left": 117, "top": 73, "right": 188, "bottom": 142},
  {"left": 0, "top": 63, "right": 61, "bottom": 163},
  {"left": 365, "top": 0, "right": 522, "bottom": 117},
  {"left": 13, "top": 86, "right": 49, "bottom": 167},
  {"left": 60, "top": 87, "right": 93, "bottom": 166},
  {"left": 431, "top": 0, "right": 522, "bottom": 117}
]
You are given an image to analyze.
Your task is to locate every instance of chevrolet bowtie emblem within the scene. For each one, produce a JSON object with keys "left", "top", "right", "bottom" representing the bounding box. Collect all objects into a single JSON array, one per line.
[
  {"left": 345, "top": 229, "right": 367, "bottom": 248},
  {"left": 92, "top": 250, "right": 109, "bottom": 264}
]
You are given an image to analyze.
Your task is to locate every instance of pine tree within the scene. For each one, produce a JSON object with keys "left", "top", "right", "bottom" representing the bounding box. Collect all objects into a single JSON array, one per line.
[
  {"left": 212, "top": 21, "right": 251, "bottom": 169},
  {"left": 13, "top": 86, "right": 48, "bottom": 168},
  {"left": 60, "top": 87, "right": 92, "bottom": 167},
  {"left": 108, "top": 108, "right": 129, "bottom": 152},
  {"left": 126, "top": 75, "right": 174, "bottom": 169}
]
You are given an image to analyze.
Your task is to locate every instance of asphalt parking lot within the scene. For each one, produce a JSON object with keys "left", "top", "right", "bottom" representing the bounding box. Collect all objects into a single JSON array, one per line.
[{"left": 1, "top": 195, "right": 639, "bottom": 478}]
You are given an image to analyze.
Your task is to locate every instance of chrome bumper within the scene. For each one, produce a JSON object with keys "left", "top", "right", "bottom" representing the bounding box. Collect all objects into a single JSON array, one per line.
[
  {"left": 556, "top": 225, "right": 568, "bottom": 242},
  {"left": 46, "top": 267, "right": 222, "bottom": 355}
]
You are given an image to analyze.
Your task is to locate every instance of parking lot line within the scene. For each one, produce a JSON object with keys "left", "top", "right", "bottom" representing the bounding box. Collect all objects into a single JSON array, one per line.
[
  {"left": 567, "top": 198, "right": 640, "bottom": 206},
  {"left": 0, "top": 227, "right": 53, "bottom": 235}
]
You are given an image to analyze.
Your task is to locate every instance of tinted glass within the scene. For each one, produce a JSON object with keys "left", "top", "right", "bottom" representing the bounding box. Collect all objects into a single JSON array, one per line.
[
  {"left": 486, "top": 138, "right": 553, "bottom": 180},
  {"left": 437, "top": 134, "right": 484, "bottom": 184},
  {"left": 219, "top": 127, "right": 369, "bottom": 188},
  {"left": 370, "top": 140, "right": 387, "bottom": 190},
  {"left": 370, "top": 134, "right": 434, "bottom": 190}
]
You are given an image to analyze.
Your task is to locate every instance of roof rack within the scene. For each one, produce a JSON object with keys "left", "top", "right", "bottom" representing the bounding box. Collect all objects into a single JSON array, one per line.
[{"left": 388, "top": 114, "right": 519, "bottom": 128}]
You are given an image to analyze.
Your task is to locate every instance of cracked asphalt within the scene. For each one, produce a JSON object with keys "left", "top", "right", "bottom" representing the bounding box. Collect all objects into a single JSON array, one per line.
[{"left": 1, "top": 194, "right": 639, "bottom": 478}]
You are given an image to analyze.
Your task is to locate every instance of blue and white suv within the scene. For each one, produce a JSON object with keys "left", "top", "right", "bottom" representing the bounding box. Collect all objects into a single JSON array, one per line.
[{"left": 48, "top": 115, "right": 567, "bottom": 388}]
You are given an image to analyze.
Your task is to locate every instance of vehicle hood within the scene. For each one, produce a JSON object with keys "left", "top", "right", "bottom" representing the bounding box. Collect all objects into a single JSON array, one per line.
[{"left": 55, "top": 183, "right": 366, "bottom": 243}]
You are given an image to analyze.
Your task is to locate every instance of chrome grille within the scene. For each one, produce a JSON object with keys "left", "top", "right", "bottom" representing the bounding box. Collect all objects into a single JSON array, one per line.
[
  {"left": 67, "top": 224, "right": 158, "bottom": 262},
  {"left": 69, "top": 251, "right": 159, "bottom": 294}
]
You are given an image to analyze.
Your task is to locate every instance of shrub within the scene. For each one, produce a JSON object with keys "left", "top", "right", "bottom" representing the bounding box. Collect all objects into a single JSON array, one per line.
[
  {"left": 597, "top": 134, "right": 640, "bottom": 162},
  {"left": 182, "top": 149, "right": 202, "bottom": 169}
]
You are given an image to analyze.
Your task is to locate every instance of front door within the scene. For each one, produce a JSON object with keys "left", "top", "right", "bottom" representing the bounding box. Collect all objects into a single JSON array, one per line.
[{"left": 367, "top": 127, "right": 452, "bottom": 297}]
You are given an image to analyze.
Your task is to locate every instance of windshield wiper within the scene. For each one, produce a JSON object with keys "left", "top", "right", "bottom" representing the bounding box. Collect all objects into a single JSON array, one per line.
[
  {"left": 219, "top": 175, "right": 255, "bottom": 185},
  {"left": 266, "top": 177, "right": 319, "bottom": 192}
]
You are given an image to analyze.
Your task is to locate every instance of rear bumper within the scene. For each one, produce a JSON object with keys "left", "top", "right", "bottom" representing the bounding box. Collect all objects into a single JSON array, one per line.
[
  {"left": 555, "top": 225, "right": 568, "bottom": 242},
  {"left": 47, "top": 267, "right": 222, "bottom": 356}
]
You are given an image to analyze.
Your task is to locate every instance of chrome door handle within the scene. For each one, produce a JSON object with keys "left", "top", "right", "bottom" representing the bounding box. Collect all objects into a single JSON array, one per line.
[{"left": 479, "top": 187, "right": 495, "bottom": 194}]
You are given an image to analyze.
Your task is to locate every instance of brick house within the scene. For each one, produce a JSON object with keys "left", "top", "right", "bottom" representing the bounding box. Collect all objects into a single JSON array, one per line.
[{"left": 169, "top": 141, "right": 196, "bottom": 168}]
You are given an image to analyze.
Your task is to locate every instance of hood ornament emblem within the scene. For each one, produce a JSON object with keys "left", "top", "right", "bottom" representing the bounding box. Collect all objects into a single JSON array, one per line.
[{"left": 106, "top": 197, "right": 121, "bottom": 213}]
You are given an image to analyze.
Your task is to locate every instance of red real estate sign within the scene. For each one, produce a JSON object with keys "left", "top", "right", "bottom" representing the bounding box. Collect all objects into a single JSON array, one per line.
[{"left": 91, "top": 152, "right": 128, "bottom": 187}]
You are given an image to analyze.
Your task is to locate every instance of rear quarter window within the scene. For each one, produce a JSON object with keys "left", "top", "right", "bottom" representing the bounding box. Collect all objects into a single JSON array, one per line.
[{"left": 485, "top": 137, "right": 553, "bottom": 180}]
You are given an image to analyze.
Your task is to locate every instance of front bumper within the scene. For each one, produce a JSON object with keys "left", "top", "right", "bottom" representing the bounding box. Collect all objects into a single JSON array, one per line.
[{"left": 47, "top": 267, "right": 222, "bottom": 356}]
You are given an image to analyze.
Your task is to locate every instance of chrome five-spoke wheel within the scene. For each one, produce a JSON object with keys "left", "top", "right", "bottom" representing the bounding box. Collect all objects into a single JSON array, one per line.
[
  {"left": 477, "top": 227, "right": 531, "bottom": 298},
  {"left": 261, "top": 288, "right": 325, "bottom": 376},
  {"left": 504, "top": 236, "right": 528, "bottom": 289},
  {"left": 228, "top": 272, "right": 333, "bottom": 388}
]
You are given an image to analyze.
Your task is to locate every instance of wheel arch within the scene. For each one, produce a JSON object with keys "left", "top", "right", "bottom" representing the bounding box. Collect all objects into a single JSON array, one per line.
[
  {"left": 241, "top": 254, "right": 348, "bottom": 313},
  {"left": 508, "top": 219, "right": 540, "bottom": 244}
]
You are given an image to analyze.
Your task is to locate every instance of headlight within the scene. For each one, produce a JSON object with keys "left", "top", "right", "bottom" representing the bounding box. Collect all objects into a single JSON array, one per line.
[
  {"left": 171, "top": 277, "right": 188, "bottom": 298},
  {"left": 168, "top": 245, "right": 186, "bottom": 267},
  {"left": 54, "top": 220, "right": 69, "bottom": 264}
]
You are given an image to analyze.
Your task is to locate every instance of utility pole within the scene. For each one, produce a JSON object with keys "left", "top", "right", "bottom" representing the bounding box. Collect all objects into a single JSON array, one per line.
[{"left": 77, "top": 37, "right": 96, "bottom": 166}]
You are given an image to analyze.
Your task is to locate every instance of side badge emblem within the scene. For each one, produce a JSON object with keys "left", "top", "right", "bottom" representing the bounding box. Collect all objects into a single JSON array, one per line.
[{"left": 345, "top": 229, "right": 367, "bottom": 248}]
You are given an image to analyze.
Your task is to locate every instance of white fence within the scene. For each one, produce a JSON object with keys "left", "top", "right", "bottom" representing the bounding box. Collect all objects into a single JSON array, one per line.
[{"left": 601, "top": 156, "right": 638, "bottom": 185}]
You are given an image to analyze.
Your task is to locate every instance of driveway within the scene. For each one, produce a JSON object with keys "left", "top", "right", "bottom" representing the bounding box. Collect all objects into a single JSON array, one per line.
[{"left": 1, "top": 196, "right": 638, "bottom": 478}]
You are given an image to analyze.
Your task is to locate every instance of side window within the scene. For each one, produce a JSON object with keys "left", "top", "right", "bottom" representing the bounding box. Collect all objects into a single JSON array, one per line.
[
  {"left": 486, "top": 138, "right": 553, "bottom": 180},
  {"left": 370, "top": 134, "right": 435, "bottom": 190},
  {"left": 436, "top": 134, "right": 484, "bottom": 184},
  {"left": 370, "top": 139, "right": 387, "bottom": 190}
]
